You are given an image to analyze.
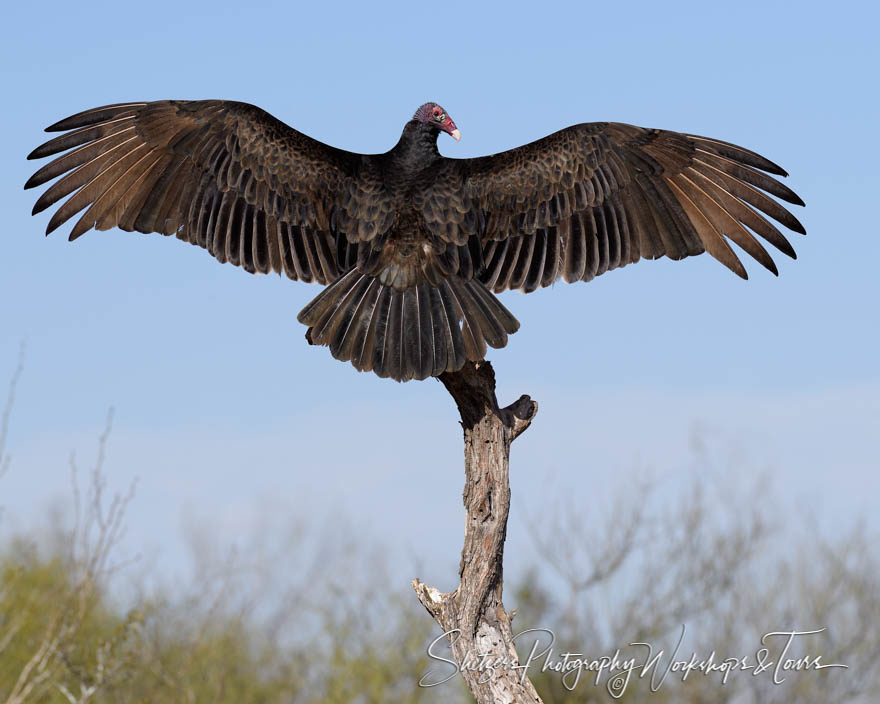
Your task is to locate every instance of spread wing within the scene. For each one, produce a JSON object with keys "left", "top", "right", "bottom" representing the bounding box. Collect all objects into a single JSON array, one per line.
[
  {"left": 451, "top": 122, "right": 805, "bottom": 292},
  {"left": 25, "top": 100, "right": 365, "bottom": 284}
]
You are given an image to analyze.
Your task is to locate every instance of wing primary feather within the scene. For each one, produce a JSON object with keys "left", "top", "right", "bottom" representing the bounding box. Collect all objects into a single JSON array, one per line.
[
  {"left": 694, "top": 150, "right": 804, "bottom": 205},
  {"left": 33, "top": 135, "right": 139, "bottom": 216},
  {"left": 118, "top": 153, "right": 174, "bottom": 232},
  {"left": 132, "top": 157, "right": 186, "bottom": 233},
  {"left": 665, "top": 177, "right": 747, "bottom": 278},
  {"left": 622, "top": 182, "right": 661, "bottom": 260},
  {"left": 693, "top": 159, "right": 806, "bottom": 234},
  {"left": 167, "top": 167, "right": 200, "bottom": 237},
  {"left": 155, "top": 161, "right": 197, "bottom": 235},
  {"left": 26, "top": 128, "right": 137, "bottom": 188},
  {"left": 635, "top": 175, "right": 694, "bottom": 258},
  {"left": 27, "top": 116, "right": 136, "bottom": 160},
  {"left": 98, "top": 151, "right": 166, "bottom": 232},
  {"left": 47, "top": 141, "right": 145, "bottom": 235},
  {"left": 45, "top": 104, "right": 146, "bottom": 132},
  {"left": 70, "top": 145, "right": 155, "bottom": 239},
  {"left": 686, "top": 134, "right": 788, "bottom": 176},
  {"left": 673, "top": 173, "right": 778, "bottom": 275},
  {"left": 686, "top": 168, "right": 797, "bottom": 259}
]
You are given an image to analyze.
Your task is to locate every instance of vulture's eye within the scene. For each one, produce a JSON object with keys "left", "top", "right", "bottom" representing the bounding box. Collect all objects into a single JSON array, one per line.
[{"left": 436, "top": 113, "right": 445, "bottom": 121}]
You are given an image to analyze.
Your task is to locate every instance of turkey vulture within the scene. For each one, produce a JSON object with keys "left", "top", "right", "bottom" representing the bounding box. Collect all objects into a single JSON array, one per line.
[{"left": 25, "top": 101, "right": 805, "bottom": 381}]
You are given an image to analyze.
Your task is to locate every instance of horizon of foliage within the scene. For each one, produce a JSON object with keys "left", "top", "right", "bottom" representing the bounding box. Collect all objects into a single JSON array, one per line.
[{"left": 1, "top": 361, "right": 878, "bottom": 703}]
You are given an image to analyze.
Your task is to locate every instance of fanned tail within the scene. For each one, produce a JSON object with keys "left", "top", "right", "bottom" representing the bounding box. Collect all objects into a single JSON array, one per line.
[{"left": 297, "top": 271, "right": 520, "bottom": 382}]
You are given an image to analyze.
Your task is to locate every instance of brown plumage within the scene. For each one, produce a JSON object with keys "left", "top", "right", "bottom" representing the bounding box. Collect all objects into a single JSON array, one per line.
[{"left": 25, "top": 100, "right": 805, "bottom": 381}]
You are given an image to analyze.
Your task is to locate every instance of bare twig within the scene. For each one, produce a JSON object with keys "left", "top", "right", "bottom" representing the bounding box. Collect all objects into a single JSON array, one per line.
[
  {"left": 1, "top": 407, "right": 140, "bottom": 704},
  {"left": 0, "top": 341, "right": 25, "bottom": 484}
]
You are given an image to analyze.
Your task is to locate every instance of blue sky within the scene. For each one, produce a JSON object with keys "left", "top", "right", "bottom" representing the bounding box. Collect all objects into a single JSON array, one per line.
[{"left": 1, "top": 0, "right": 877, "bottom": 587}]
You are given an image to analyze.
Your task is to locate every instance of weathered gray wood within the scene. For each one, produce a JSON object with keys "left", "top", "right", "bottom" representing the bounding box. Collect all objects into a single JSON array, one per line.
[{"left": 413, "top": 360, "right": 542, "bottom": 703}]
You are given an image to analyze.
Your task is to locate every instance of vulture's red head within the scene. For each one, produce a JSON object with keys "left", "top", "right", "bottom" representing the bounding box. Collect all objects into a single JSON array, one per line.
[{"left": 414, "top": 102, "right": 460, "bottom": 141}]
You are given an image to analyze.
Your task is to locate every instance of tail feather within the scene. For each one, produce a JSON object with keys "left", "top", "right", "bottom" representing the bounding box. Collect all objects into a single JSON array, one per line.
[
  {"left": 361, "top": 285, "right": 390, "bottom": 374},
  {"left": 298, "top": 272, "right": 520, "bottom": 382},
  {"left": 444, "top": 278, "right": 485, "bottom": 361},
  {"left": 383, "top": 290, "right": 404, "bottom": 381},
  {"left": 328, "top": 275, "right": 378, "bottom": 359},
  {"left": 322, "top": 273, "right": 373, "bottom": 346}
]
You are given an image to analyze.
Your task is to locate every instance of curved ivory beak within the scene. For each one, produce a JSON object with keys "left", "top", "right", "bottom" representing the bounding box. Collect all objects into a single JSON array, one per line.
[{"left": 450, "top": 128, "right": 461, "bottom": 142}]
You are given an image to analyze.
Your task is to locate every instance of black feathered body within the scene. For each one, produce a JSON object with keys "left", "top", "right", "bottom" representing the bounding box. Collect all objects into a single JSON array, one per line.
[
  {"left": 303, "top": 119, "right": 518, "bottom": 381},
  {"left": 25, "top": 100, "right": 806, "bottom": 382}
]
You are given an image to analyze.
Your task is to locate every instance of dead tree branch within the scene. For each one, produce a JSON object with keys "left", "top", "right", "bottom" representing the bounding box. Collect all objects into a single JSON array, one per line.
[{"left": 412, "top": 360, "right": 541, "bottom": 704}]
